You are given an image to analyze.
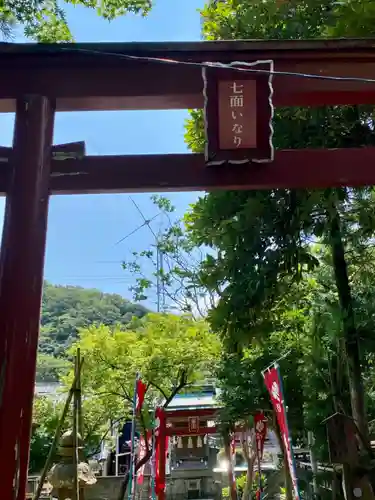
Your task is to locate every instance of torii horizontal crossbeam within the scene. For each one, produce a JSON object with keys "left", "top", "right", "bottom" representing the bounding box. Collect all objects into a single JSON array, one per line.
[
  {"left": 2, "top": 39, "right": 375, "bottom": 112},
  {"left": 0, "top": 147, "right": 373, "bottom": 194}
]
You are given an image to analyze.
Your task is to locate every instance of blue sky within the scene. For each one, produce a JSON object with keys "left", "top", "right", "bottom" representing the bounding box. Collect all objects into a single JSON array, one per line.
[{"left": 0, "top": 0, "right": 205, "bottom": 309}]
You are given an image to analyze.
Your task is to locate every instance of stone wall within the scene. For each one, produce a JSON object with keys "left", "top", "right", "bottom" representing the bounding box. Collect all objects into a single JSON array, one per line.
[
  {"left": 84, "top": 470, "right": 220, "bottom": 500},
  {"left": 28, "top": 469, "right": 220, "bottom": 500},
  {"left": 85, "top": 476, "right": 124, "bottom": 500}
]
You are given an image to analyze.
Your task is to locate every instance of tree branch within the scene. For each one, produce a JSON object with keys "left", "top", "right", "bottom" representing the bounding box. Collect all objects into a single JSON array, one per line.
[
  {"left": 96, "top": 352, "right": 123, "bottom": 372},
  {"left": 86, "top": 416, "right": 125, "bottom": 459},
  {"left": 148, "top": 381, "right": 169, "bottom": 401},
  {"left": 139, "top": 411, "right": 150, "bottom": 453},
  {"left": 95, "top": 391, "right": 132, "bottom": 402},
  {"left": 164, "top": 369, "right": 188, "bottom": 407}
]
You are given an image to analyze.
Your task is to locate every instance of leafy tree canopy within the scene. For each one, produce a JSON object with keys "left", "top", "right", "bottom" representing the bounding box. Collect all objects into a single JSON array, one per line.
[
  {"left": 30, "top": 396, "right": 61, "bottom": 473},
  {"left": 184, "top": 0, "right": 375, "bottom": 373},
  {"left": 40, "top": 281, "right": 148, "bottom": 356},
  {"left": 180, "top": 2, "right": 375, "bottom": 494},
  {"left": 65, "top": 313, "right": 221, "bottom": 424},
  {"left": 32, "top": 313, "right": 220, "bottom": 473},
  {"left": 1, "top": 0, "right": 152, "bottom": 41},
  {"left": 30, "top": 392, "right": 113, "bottom": 473},
  {"left": 36, "top": 282, "right": 148, "bottom": 381}
]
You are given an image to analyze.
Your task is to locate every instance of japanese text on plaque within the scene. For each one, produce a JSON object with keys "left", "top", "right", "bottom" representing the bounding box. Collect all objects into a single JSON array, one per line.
[
  {"left": 230, "top": 81, "right": 244, "bottom": 148},
  {"left": 217, "top": 79, "right": 257, "bottom": 151}
]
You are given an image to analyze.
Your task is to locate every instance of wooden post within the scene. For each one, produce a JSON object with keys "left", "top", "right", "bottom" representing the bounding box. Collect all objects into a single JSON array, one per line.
[
  {"left": 77, "top": 348, "right": 84, "bottom": 500},
  {"left": 73, "top": 354, "right": 80, "bottom": 500},
  {"left": 0, "top": 95, "right": 55, "bottom": 500},
  {"left": 77, "top": 348, "right": 83, "bottom": 440}
]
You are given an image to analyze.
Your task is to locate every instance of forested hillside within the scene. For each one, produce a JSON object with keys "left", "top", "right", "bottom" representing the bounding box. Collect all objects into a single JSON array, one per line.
[{"left": 36, "top": 282, "right": 148, "bottom": 382}]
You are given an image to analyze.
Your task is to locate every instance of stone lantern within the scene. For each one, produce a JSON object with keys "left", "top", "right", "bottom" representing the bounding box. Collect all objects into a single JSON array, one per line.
[{"left": 48, "top": 430, "right": 96, "bottom": 500}]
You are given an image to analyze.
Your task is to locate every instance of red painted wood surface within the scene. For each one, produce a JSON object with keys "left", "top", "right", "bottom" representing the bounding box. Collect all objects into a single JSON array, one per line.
[
  {"left": 41, "top": 148, "right": 375, "bottom": 193},
  {"left": 157, "top": 411, "right": 167, "bottom": 500},
  {"left": 0, "top": 148, "right": 373, "bottom": 195},
  {"left": 166, "top": 425, "right": 245, "bottom": 436},
  {"left": 165, "top": 408, "right": 218, "bottom": 418},
  {"left": 0, "top": 96, "right": 54, "bottom": 500},
  {"left": 1, "top": 40, "right": 375, "bottom": 112},
  {"left": 166, "top": 426, "right": 218, "bottom": 437}
]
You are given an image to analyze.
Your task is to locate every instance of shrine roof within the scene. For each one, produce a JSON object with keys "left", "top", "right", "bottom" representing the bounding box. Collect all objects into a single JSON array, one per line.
[{"left": 167, "top": 392, "right": 218, "bottom": 411}]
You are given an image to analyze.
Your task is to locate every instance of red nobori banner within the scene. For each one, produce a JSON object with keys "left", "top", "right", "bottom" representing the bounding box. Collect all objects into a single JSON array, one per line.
[
  {"left": 136, "top": 378, "right": 147, "bottom": 414},
  {"left": 254, "top": 412, "right": 267, "bottom": 463},
  {"left": 263, "top": 364, "right": 300, "bottom": 500}
]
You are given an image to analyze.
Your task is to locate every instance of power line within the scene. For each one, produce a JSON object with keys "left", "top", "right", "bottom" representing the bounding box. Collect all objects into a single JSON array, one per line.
[
  {"left": 114, "top": 197, "right": 167, "bottom": 312},
  {"left": 95, "top": 261, "right": 124, "bottom": 264},
  {"left": 46, "top": 276, "right": 135, "bottom": 282},
  {"left": 129, "top": 197, "right": 166, "bottom": 312},
  {"left": 56, "top": 46, "right": 375, "bottom": 85},
  {"left": 114, "top": 213, "right": 160, "bottom": 247}
]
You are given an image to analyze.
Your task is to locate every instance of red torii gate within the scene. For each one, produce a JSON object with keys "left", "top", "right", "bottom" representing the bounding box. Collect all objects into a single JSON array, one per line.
[
  {"left": 159, "top": 407, "right": 244, "bottom": 500},
  {"left": 1, "top": 38, "right": 375, "bottom": 500}
]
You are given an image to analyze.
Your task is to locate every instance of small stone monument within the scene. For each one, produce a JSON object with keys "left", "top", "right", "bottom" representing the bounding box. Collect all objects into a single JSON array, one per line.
[{"left": 48, "top": 429, "right": 96, "bottom": 500}]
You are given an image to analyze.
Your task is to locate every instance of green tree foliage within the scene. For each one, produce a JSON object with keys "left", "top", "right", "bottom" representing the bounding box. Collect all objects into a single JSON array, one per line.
[
  {"left": 32, "top": 313, "right": 219, "bottom": 473},
  {"left": 40, "top": 281, "right": 148, "bottom": 358},
  {"left": 37, "top": 282, "right": 147, "bottom": 382},
  {"left": 30, "top": 397, "right": 61, "bottom": 473},
  {"left": 31, "top": 284, "right": 149, "bottom": 470},
  {"left": 66, "top": 313, "right": 221, "bottom": 424},
  {"left": 1, "top": 0, "right": 152, "bottom": 41},
  {"left": 222, "top": 472, "right": 266, "bottom": 500},
  {"left": 210, "top": 245, "right": 375, "bottom": 499},
  {"left": 181, "top": 1, "right": 375, "bottom": 496},
  {"left": 185, "top": 0, "right": 375, "bottom": 419},
  {"left": 30, "top": 393, "right": 113, "bottom": 473},
  {"left": 65, "top": 313, "right": 220, "bottom": 500},
  {"left": 198, "top": 0, "right": 375, "bottom": 42}
]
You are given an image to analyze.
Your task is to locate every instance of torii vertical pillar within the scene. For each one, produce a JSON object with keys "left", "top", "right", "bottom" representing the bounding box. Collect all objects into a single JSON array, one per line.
[
  {"left": 157, "top": 409, "right": 167, "bottom": 500},
  {"left": 0, "top": 96, "right": 55, "bottom": 500}
]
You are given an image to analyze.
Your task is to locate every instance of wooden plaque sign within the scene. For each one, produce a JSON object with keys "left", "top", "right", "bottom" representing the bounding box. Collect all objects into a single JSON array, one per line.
[
  {"left": 203, "top": 60, "right": 274, "bottom": 165},
  {"left": 188, "top": 416, "right": 200, "bottom": 433}
]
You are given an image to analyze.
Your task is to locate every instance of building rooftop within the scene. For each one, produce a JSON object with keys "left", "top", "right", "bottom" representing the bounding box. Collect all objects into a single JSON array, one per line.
[{"left": 167, "top": 389, "right": 218, "bottom": 411}]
